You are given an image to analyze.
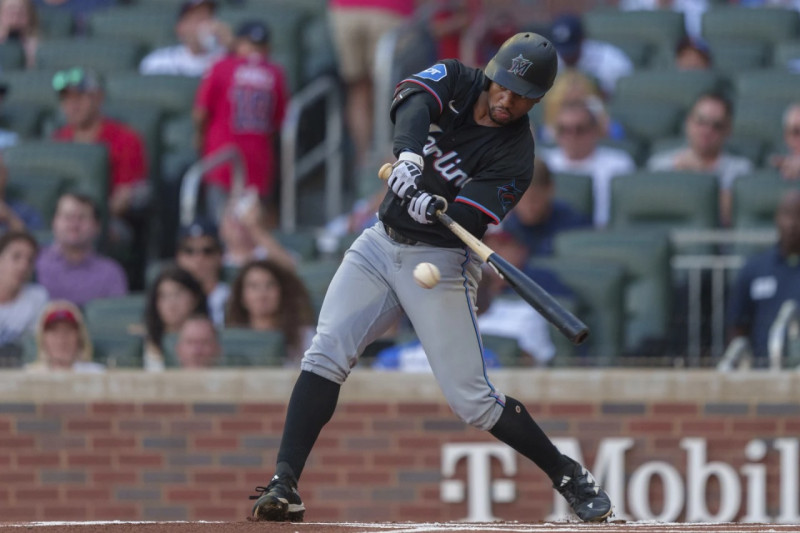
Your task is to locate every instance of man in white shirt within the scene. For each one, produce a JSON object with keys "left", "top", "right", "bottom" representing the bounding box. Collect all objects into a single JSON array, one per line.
[
  {"left": 139, "top": 0, "right": 231, "bottom": 77},
  {"left": 540, "top": 99, "right": 636, "bottom": 227},
  {"left": 647, "top": 91, "right": 753, "bottom": 226},
  {"left": 548, "top": 13, "right": 633, "bottom": 97}
]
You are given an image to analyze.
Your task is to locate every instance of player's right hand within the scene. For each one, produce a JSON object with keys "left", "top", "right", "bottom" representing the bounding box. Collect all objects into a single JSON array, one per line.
[
  {"left": 407, "top": 190, "right": 445, "bottom": 224},
  {"left": 387, "top": 152, "right": 423, "bottom": 203}
]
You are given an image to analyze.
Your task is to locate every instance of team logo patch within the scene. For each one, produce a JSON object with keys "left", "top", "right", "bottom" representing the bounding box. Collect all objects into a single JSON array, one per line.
[
  {"left": 415, "top": 64, "right": 447, "bottom": 82},
  {"left": 497, "top": 181, "right": 523, "bottom": 213},
  {"left": 508, "top": 54, "right": 533, "bottom": 77}
]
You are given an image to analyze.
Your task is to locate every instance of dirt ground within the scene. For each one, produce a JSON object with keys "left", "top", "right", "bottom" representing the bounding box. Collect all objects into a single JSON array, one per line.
[{"left": 2, "top": 522, "right": 799, "bottom": 533}]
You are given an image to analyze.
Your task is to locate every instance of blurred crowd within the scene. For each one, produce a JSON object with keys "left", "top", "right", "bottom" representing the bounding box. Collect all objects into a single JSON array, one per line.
[{"left": 1, "top": 0, "right": 800, "bottom": 372}]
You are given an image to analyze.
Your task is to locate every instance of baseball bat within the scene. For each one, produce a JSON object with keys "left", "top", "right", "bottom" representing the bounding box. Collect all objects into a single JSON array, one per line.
[{"left": 379, "top": 163, "right": 589, "bottom": 345}]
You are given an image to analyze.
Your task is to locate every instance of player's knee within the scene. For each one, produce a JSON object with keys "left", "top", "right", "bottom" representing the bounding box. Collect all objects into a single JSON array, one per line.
[{"left": 450, "top": 397, "right": 501, "bottom": 431}]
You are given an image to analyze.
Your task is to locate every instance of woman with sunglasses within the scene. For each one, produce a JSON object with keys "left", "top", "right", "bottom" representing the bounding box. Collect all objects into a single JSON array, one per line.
[{"left": 175, "top": 217, "right": 229, "bottom": 326}]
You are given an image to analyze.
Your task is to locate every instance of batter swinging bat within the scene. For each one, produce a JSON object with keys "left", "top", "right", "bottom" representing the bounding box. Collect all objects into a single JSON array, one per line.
[{"left": 379, "top": 163, "right": 589, "bottom": 345}]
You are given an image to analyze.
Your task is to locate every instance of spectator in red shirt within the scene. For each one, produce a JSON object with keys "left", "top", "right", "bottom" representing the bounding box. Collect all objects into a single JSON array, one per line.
[
  {"left": 193, "top": 20, "right": 288, "bottom": 218},
  {"left": 51, "top": 67, "right": 149, "bottom": 239}
]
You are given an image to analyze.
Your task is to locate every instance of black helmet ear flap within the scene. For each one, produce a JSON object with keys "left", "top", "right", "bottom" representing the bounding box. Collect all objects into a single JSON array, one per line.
[{"left": 484, "top": 32, "right": 558, "bottom": 99}]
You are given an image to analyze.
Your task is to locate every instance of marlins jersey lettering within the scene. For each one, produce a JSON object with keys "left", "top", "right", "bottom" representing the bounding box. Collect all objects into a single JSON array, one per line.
[{"left": 380, "top": 59, "right": 535, "bottom": 247}]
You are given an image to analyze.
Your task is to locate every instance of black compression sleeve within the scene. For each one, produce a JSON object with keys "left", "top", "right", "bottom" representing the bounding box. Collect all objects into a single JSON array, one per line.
[
  {"left": 392, "top": 93, "right": 439, "bottom": 157},
  {"left": 446, "top": 202, "right": 492, "bottom": 240}
]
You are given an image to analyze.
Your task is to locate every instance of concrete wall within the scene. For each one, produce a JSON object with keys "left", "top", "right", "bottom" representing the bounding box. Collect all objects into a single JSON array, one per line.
[{"left": 0, "top": 369, "right": 797, "bottom": 522}]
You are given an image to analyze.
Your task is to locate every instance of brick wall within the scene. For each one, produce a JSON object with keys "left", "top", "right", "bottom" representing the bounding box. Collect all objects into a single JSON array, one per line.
[{"left": 0, "top": 370, "right": 798, "bottom": 522}]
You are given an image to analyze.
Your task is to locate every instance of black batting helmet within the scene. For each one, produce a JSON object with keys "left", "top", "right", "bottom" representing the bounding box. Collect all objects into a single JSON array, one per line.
[{"left": 484, "top": 32, "right": 558, "bottom": 99}]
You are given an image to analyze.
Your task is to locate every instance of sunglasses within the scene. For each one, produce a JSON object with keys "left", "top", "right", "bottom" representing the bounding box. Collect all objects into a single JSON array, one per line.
[
  {"left": 556, "top": 123, "right": 592, "bottom": 136},
  {"left": 786, "top": 126, "right": 800, "bottom": 137},
  {"left": 52, "top": 68, "right": 87, "bottom": 92},
  {"left": 180, "top": 245, "right": 219, "bottom": 256},
  {"left": 692, "top": 114, "right": 727, "bottom": 132}
]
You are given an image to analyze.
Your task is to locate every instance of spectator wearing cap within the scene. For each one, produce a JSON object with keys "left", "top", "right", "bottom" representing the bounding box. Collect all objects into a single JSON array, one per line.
[
  {"left": 175, "top": 314, "right": 221, "bottom": 369},
  {"left": 548, "top": 13, "right": 633, "bottom": 97},
  {"left": 35, "top": 192, "right": 128, "bottom": 307},
  {"left": 0, "top": 0, "right": 39, "bottom": 69},
  {"left": 0, "top": 230, "right": 47, "bottom": 366},
  {"left": 139, "top": 0, "right": 231, "bottom": 77},
  {"left": 51, "top": 67, "right": 149, "bottom": 241},
  {"left": 193, "top": 19, "right": 288, "bottom": 209},
  {"left": 27, "top": 300, "right": 104, "bottom": 373},
  {"left": 175, "top": 217, "right": 229, "bottom": 326}
]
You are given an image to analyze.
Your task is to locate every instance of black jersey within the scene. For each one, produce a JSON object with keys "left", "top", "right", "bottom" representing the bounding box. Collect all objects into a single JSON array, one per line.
[{"left": 379, "top": 59, "right": 535, "bottom": 248}]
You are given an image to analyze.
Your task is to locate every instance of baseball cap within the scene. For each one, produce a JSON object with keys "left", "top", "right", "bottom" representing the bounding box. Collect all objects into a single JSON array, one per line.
[
  {"left": 43, "top": 308, "right": 79, "bottom": 329},
  {"left": 52, "top": 67, "right": 102, "bottom": 93},
  {"left": 177, "top": 0, "right": 216, "bottom": 19},
  {"left": 549, "top": 13, "right": 584, "bottom": 58},
  {"left": 177, "top": 217, "right": 220, "bottom": 247},
  {"left": 236, "top": 20, "right": 271, "bottom": 46}
]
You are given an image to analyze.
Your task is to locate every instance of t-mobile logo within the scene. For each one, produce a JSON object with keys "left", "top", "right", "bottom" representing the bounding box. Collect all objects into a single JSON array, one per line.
[{"left": 440, "top": 443, "right": 517, "bottom": 521}]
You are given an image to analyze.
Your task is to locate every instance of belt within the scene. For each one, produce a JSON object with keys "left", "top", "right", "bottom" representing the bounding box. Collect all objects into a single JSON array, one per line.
[{"left": 383, "top": 222, "right": 418, "bottom": 245}]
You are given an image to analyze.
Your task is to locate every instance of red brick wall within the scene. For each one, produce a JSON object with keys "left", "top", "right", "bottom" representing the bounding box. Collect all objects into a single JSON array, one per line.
[{"left": 0, "top": 396, "right": 796, "bottom": 522}]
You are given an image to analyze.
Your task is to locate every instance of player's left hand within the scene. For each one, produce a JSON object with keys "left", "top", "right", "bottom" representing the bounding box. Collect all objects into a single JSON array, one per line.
[{"left": 407, "top": 191, "right": 445, "bottom": 224}]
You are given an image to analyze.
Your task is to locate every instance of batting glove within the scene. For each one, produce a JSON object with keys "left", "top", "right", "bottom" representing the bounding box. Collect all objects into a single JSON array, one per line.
[
  {"left": 387, "top": 152, "right": 423, "bottom": 203},
  {"left": 407, "top": 191, "right": 445, "bottom": 224}
]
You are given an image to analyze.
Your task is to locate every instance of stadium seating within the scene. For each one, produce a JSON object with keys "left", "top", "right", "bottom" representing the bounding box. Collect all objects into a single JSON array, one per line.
[
  {"left": 608, "top": 99, "right": 683, "bottom": 146},
  {"left": 88, "top": 6, "right": 175, "bottom": 50},
  {"left": 36, "top": 38, "right": 145, "bottom": 74},
  {"left": 481, "top": 333, "right": 521, "bottom": 367},
  {"left": 0, "top": 69, "right": 61, "bottom": 115},
  {"left": 613, "top": 70, "right": 724, "bottom": 111},
  {"left": 773, "top": 40, "right": 800, "bottom": 70},
  {"left": 732, "top": 170, "right": 799, "bottom": 231},
  {"left": 701, "top": 7, "right": 800, "bottom": 46},
  {"left": 83, "top": 293, "right": 147, "bottom": 336},
  {"left": 551, "top": 172, "right": 593, "bottom": 221},
  {"left": 105, "top": 73, "right": 199, "bottom": 117},
  {"left": 733, "top": 70, "right": 800, "bottom": 108},
  {"left": 162, "top": 328, "right": 287, "bottom": 367},
  {"left": 706, "top": 38, "right": 770, "bottom": 74},
  {"left": 5, "top": 171, "right": 69, "bottom": 226},
  {"left": 554, "top": 229, "right": 672, "bottom": 354},
  {"left": 296, "top": 258, "right": 340, "bottom": 315},
  {"left": 0, "top": 102, "right": 47, "bottom": 140},
  {"left": 0, "top": 42, "right": 24, "bottom": 71}
]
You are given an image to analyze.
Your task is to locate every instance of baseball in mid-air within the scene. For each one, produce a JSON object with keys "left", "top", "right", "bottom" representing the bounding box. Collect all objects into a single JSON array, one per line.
[{"left": 413, "top": 262, "right": 440, "bottom": 289}]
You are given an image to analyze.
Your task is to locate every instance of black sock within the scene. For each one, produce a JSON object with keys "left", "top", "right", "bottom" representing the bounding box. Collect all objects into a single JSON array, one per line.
[
  {"left": 489, "top": 396, "right": 570, "bottom": 482},
  {"left": 275, "top": 370, "right": 340, "bottom": 481}
]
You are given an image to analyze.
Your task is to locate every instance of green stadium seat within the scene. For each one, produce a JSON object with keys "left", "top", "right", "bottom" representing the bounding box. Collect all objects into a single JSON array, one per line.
[
  {"left": 296, "top": 259, "right": 339, "bottom": 315},
  {"left": 707, "top": 38, "right": 770, "bottom": 74},
  {"left": 731, "top": 98, "right": 787, "bottom": 157},
  {"left": 0, "top": 70, "right": 61, "bottom": 113},
  {"left": 583, "top": 8, "right": 686, "bottom": 52},
  {"left": 88, "top": 7, "right": 175, "bottom": 50},
  {"left": 481, "top": 333, "right": 521, "bottom": 367},
  {"left": 772, "top": 40, "right": 800, "bottom": 70},
  {"left": 554, "top": 229, "right": 672, "bottom": 354},
  {"left": 219, "top": 328, "right": 286, "bottom": 367},
  {"left": 301, "top": 13, "right": 339, "bottom": 81},
  {"left": 0, "top": 42, "right": 24, "bottom": 71},
  {"left": 649, "top": 135, "right": 763, "bottom": 167},
  {"left": 273, "top": 229, "right": 318, "bottom": 262},
  {"left": 733, "top": 70, "right": 800, "bottom": 108},
  {"left": 599, "top": 138, "right": 648, "bottom": 167},
  {"left": 530, "top": 256, "right": 626, "bottom": 364},
  {"left": 0, "top": 102, "right": 46, "bottom": 139},
  {"left": 3, "top": 141, "right": 110, "bottom": 211},
  {"left": 602, "top": 37, "right": 654, "bottom": 69},
  {"left": 5, "top": 171, "right": 69, "bottom": 226},
  {"left": 614, "top": 70, "right": 724, "bottom": 111},
  {"left": 552, "top": 172, "right": 593, "bottom": 221},
  {"left": 37, "top": 6, "right": 74, "bottom": 39},
  {"left": 105, "top": 73, "right": 200, "bottom": 118},
  {"left": 701, "top": 7, "right": 800, "bottom": 46},
  {"left": 609, "top": 99, "right": 683, "bottom": 145},
  {"left": 36, "top": 38, "right": 145, "bottom": 74},
  {"left": 609, "top": 171, "right": 720, "bottom": 231},
  {"left": 160, "top": 113, "right": 194, "bottom": 152},
  {"left": 732, "top": 170, "right": 800, "bottom": 230},
  {"left": 91, "top": 331, "right": 144, "bottom": 368},
  {"left": 83, "top": 293, "right": 147, "bottom": 336}
]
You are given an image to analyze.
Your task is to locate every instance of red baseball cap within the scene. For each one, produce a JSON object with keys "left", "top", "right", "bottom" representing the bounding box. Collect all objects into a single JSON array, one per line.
[{"left": 43, "top": 309, "right": 79, "bottom": 329}]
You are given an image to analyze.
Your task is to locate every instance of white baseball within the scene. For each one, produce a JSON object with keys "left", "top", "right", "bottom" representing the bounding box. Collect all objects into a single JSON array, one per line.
[{"left": 413, "top": 262, "right": 440, "bottom": 289}]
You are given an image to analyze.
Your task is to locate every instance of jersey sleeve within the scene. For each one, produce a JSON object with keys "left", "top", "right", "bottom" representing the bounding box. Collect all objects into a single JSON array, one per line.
[
  {"left": 454, "top": 133, "right": 535, "bottom": 225},
  {"left": 390, "top": 59, "right": 468, "bottom": 121}
]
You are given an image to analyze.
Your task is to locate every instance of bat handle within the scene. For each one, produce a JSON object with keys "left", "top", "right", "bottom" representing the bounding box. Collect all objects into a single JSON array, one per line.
[{"left": 379, "top": 163, "right": 392, "bottom": 181}]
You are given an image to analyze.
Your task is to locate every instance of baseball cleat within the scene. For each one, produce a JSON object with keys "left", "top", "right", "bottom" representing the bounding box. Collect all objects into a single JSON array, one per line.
[
  {"left": 554, "top": 457, "right": 613, "bottom": 522},
  {"left": 250, "top": 474, "right": 305, "bottom": 522}
]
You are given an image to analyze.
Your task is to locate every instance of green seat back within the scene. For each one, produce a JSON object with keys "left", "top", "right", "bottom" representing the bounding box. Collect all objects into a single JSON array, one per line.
[
  {"left": 602, "top": 37, "right": 654, "bottom": 69},
  {"left": 1, "top": 70, "right": 61, "bottom": 113},
  {"left": 707, "top": 38, "right": 770, "bottom": 74},
  {"left": 89, "top": 7, "right": 175, "bottom": 49},
  {"left": 702, "top": 7, "right": 800, "bottom": 45},
  {"left": 773, "top": 40, "right": 800, "bottom": 70},
  {"left": 105, "top": 73, "right": 200, "bottom": 118},
  {"left": 296, "top": 259, "right": 339, "bottom": 315},
  {"left": 554, "top": 229, "right": 672, "bottom": 353},
  {"left": 37, "top": 6, "right": 74, "bottom": 39},
  {"left": 481, "top": 333, "right": 521, "bottom": 367},
  {"left": 599, "top": 138, "right": 648, "bottom": 167},
  {"left": 552, "top": 172, "right": 593, "bottom": 221},
  {"left": 610, "top": 171, "right": 720, "bottom": 231},
  {"left": 92, "top": 332, "right": 143, "bottom": 368},
  {"left": 84, "top": 293, "right": 147, "bottom": 336},
  {"left": 219, "top": 328, "right": 286, "bottom": 367},
  {"left": 273, "top": 229, "right": 318, "bottom": 261},
  {"left": 734, "top": 70, "right": 800, "bottom": 108},
  {"left": 583, "top": 9, "right": 686, "bottom": 50},
  {"left": 0, "top": 41, "right": 24, "bottom": 71},
  {"left": 36, "top": 38, "right": 145, "bottom": 74},
  {"left": 731, "top": 98, "right": 787, "bottom": 156},
  {"left": 732, "top": 170, "right": 799, "bottom": 256},
  {"left": 3, "top": 141, "right": 109, "bottom": 213},
  {"left": 530, "top": 257, "right": 626, "bottom": 363},
  {"left": 0, "top": 102, "right": 46, "bottom": 139},
  {"left": 614, "top": 70, "right": 723, "bottom": 111},
  {"left": 5, "top": 171, "right": 69, "bottom": 226},
  {"left": 609, "top": 99, "right": 683, "bottom": 145}
]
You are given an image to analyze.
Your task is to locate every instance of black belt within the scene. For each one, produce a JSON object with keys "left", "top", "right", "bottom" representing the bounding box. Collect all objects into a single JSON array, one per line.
[{"left": 383, "top": 223, "right": 418, "bottom": 245}]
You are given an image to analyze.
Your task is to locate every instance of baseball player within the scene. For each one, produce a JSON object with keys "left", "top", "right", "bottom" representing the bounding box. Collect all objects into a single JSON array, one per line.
[{"left": 250, "top": 32, "right": 613, "bottom": 523}]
